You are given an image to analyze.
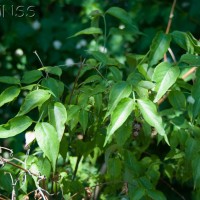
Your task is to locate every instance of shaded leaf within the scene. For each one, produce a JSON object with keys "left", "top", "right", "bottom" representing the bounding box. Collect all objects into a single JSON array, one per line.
[
  {"left": 109, "top": 66, "right": 122, "bottom": 81},
  {"left": 0, "top": 116, "right": 32, "bottom": 138},
  {"left": 35, "top": 122, "right": 59, "bottom": 172},
  {"left": 42, "top": 78, "right": 64, "bottom": 99},
  {"left": 168, "top": 90, "right": 186, "bottom": 110},
  {"left": 69, "top": 27, "right": 102, "bottom": 38},
  {"left": 0, "top": 86, "right": 20, "bottom": 107},
  {"left": 0, "top": 76, "right": 20, "bottom": 85},
  {"left": 83, "top": 75, "right": 102, "bottom": 85},
  {"left": 79, "top": 109, "right": 88, "bottom": 133},
  {"left": 106, "top": 7, "right": 139, "bottom": 33},
  {"left": 21, "top": 70, "right": 43, "bottom": 84},
  {"left": 107, "top": 158, "right": 122, "bottom": 178},
  {"left": 191, "top": 68, "right": 200, "bottom": 118}
]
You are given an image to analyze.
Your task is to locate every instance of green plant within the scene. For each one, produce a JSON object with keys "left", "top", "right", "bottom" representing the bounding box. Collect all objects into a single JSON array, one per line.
[{"left": 1, "top": 5, "right": 200, "bottom": 200}]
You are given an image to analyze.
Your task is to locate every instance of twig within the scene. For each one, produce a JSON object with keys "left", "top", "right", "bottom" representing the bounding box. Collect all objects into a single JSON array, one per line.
[
  {"left": 33, "top": 51, "right": 44, "bottom": 67},
  {"left": 1, "top": 157, "right": 40, "bottom": 177},
  {"left": 165, "top": 0, "right": 177, "bottom": 34},
  {"left": 164, "top": 0, "right": 177, "bottom": 61},
  {"left": 160, "top": 178, "right": 186, "bottom": 200},
  {"left": 181, "top": 67, "right": 197, "bottom": 79},
  {"left": 68, "top": 58, "right": 85, "bottom": 104}
]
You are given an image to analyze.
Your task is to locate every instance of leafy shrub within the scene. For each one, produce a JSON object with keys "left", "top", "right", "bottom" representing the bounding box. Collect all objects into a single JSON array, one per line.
[{"left": 0, "top": 3, "right": 200, "bottom": 200}]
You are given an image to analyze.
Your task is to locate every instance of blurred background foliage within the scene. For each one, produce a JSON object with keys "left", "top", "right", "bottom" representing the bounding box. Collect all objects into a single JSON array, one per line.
[{"left": 0, "top": 0, "right": 200, "bottom": 198}]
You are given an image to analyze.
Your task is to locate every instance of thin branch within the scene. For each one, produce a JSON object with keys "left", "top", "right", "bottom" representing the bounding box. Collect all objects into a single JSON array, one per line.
[
  {"left": 181, "top": 67, "right": 197, "bottom": 79},
  {"left": 68, "top": 58, "right": 85, "bottom": 104},
  {"left": 160, "top": 178, "right": 186, "bottom": 200},
  {"left": 165, "top": 0, "right": 177, "bottom": 34},
  {"left": 164, "top": 0, "right": 177, "bottom": 61},
  {"left": 33, "top": 51, "right": 44, "bottom": 67},
  {"left": 1, "top": 157, "right": 40, "bottom": 177},
  {"left": 168, "top": 47, "right": 177, "bottom": 63}
]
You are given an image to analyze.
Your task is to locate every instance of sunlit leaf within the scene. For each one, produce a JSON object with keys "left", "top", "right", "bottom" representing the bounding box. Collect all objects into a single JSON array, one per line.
[
  {"left": 0, "top": 116, "right": 32, "bottom": 138},
  {"left": 149, "top": 31, "right": 171, "bottom": 66},
  {"left": 137, "top": 99, "right": 169, "bottom": 144},
  {"left": 0, "top": 86, "right": 20, "bottom": 107},
  {"left": 48, "top": 102, "right": 67, "bottom": 142},
  {"left": 105, "top": 98, "right": 134, "bottom": 145},
  {"left": 17, "top": 89, "right": 51, "bottom": 116},
  {"left": 106, "top": 81, "right": 132, "bottom": 118},
  {"left": 152, "top": 62, "right": 180, "bottom": 103},
  {"left": 35, "top": 122, "right": 59, "bottom": 172}
]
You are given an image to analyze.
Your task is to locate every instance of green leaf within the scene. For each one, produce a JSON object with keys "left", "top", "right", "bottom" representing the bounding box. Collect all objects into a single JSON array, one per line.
[
  {"left": 149, "top": 31, "right": 171, "bottom": 66},
  {"left": 21, "top": 70, "right": 43, "bottom": 84},
  {"left": 131, "top": 188, "right": 146, "bottom": 200},
  {"left": 115, "top": 117, "right": 132, "bottom": 146},
  {"left": 67, "top": 105, "right": 81, "bottom": 130},
  {"left": 168, "top": 90, "right": 186, "bottom": 110},
  {"left": 147, "top": 190, "right": 166, "bottom": 200},
  {"left": 171, "top": 31, "right": 195, "bottom": 53},
  {"left": 48, "top": 102, "right": 67, "bottom": 142},
  {"left": 137, "top": 99, "right": 169, "bottom": 144},
  {"left": 83, "top": 75, "right": 102, "bottom": 85},
  {"left": 35, "top": 122, "right": 59, "bottom": 172},
  {"left": 106, "top": 98, "right": 134, "bottom": 145},
  {"left": 69, "top": 27, "right": 102, "bottom": 38},
  {"left": 0, "top": 86, "right": 20, "bottom": 107},
  {"left": 106, "top": 7, "right": 132, "bottom": 24},
  {"left": 37, "top": 157, "right": 51, "bottom": 179},
  {"left": 0, "top": 76, "right": 20, "bottom": 85},
  {"left": 39, "top": 66, "right": 62, "bottom": 77},
  {"left": 107, "top": 158, "right": 122, "bottom": 178},
  {"left": 94, "top": 93, "right": 102, "bottom": 114},
  {"left": 17, "top": 89, "right": 51, "bottom": 116},
  {"left": 106, "top": 7, "right": 139, "bottom": 34},
  {"left": 0, "top": 116, "right": 32, "bottom": 138},
  {"left": 106, "top": 81, "right": 132, "bottom": 118},
  {"left": 67, "top": 105, "right": 81, "bottom": 122},
  {"left": 192, "top": 156, "right": 200, "bottom": 188},
  {"left": 79, "top": 109, "right": 88, "bottom": 133},
  {"left": 109, "top": 66, "right": 122, "bottom": 81},
  {"left": 180, "top": 54, "right": 200, "bottom": 66},
  {"left": 89, "top": 51, "right": 108, "bottom": 65},
  {"left": 42, "top": 77, "right": 64, "bottom": 99},
  {"left": 191, "top": 68, "right": 200, "bottom": 118},
  {"left": 152, "top": 62, "right": 180, "bottom": 103}
]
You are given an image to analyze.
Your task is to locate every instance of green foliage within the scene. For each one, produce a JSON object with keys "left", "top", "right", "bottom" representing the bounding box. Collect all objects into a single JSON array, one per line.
[{"left": 0, "top": 1, "right": 200, "bottom": 199}]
